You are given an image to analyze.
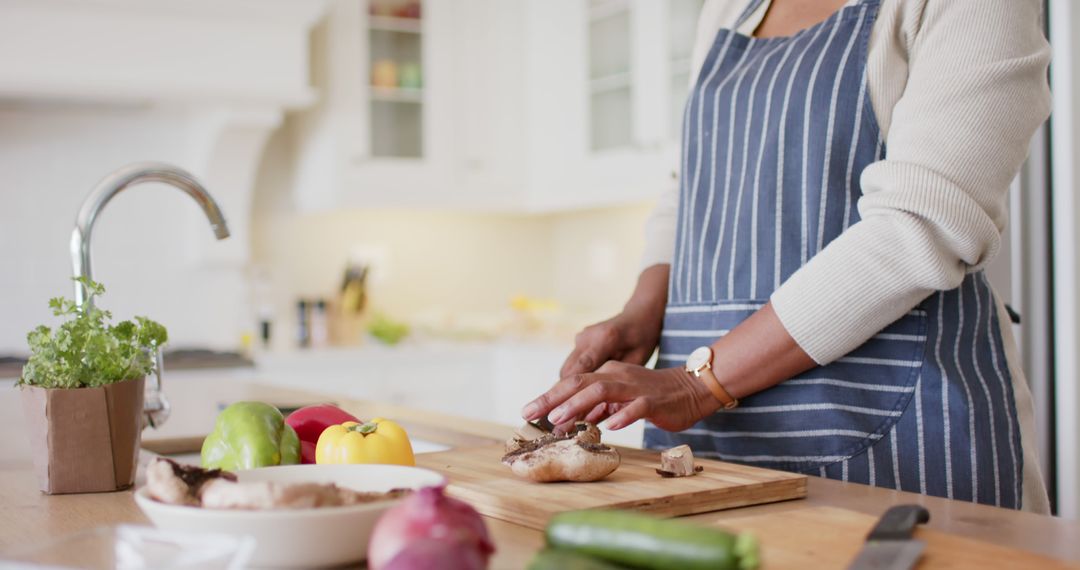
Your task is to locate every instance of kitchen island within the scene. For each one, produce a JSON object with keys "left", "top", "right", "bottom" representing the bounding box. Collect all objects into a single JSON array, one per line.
[{"left": 1, "top": 375, "right": 1078, "bottom": 569}]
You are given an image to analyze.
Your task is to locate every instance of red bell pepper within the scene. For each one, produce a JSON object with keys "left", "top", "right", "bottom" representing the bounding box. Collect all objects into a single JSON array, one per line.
[{"left": 284, "top": 404, "right": 360, "bottom": 464}]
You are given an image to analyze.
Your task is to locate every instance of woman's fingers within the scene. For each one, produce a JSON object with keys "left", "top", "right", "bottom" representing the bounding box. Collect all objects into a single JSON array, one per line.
[
  {"left": 525, "top": 365, "right": 709, "bottom": 432},
  {"left": 604, "top": 398, "right": 649, "bottom": 431},
  {"left": 584, "top": 402, "right": 611, "bottom": 424},
  {"left": 552, "top": 419, "right": 580, "bottom": 435},
  {"left": 560, "top": 320, "right": 625, "bottom": 378},
  {"left": 548, "top": 380, "right": 633, "bottom": 425},
  {"left": 557, "top": 403, "right": 619, "bottom": 431},
  {"left": 522, "top": 373, "right": 608, "bottom": 421},
  {"left": 560, "top": 347, "right": 604, "bottom": 379}
]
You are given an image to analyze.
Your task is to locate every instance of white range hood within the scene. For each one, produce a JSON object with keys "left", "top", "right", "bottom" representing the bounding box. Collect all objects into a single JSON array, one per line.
[{"left": 0, "top": 0, "right": 322, "bottom": 108}]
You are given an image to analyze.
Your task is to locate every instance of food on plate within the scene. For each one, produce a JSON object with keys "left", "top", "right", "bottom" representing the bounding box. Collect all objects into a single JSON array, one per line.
[
  {"left": 316, "top": 418, "right": 415, "bottom": 466},
  {"left": 145, "top": 456, "right": 236, "bottom": 506},
  {"left": 502, "top": 422, "right": 619, "bottom": 483},
  {"left": 201, "top": 401, "right": 301, "bottom": 470},
  {"left": 655, "top": 444, "right": 704, "bottom": 478},
  {"left": 200, "top": 478, "right": 407, "bottom": 510},
  {"left": 368, "top": 486, "right": 494, "bottom": 570},
  {"left": 284, "top": 404, "right": 361, "bottom": 464},
  {"left": 543, "top": 510, "right": 760, "bottom": 570},
  {"left": 146, "top": 457, "right": 408, "bottom": 510}
]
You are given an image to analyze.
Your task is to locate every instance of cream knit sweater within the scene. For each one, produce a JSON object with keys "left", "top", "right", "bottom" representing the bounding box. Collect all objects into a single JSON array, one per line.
[{"left": 643, "top": 0, "right": 1051, "bottom": 364}]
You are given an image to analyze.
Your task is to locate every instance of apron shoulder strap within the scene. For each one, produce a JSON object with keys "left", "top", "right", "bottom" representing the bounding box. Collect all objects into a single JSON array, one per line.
[{"left": 733, "top": 0, "right": 770, "bottom": 31}]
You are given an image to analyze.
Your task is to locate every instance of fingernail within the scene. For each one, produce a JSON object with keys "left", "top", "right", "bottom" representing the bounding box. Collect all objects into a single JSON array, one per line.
[
  {"left": 549, "top": 406, "right": 567, "bottom": 424},
  {"left": 522, "top": 403, "right": 539, "bottom": 420}
]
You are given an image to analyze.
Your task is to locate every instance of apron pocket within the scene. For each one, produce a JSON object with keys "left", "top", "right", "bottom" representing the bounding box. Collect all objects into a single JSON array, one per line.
[{"left": 646, "top": 300, "right": 928, "bottom": 473}]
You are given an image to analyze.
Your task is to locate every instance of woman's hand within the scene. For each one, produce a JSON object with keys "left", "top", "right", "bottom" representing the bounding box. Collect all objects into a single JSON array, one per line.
[
  {"left": 549, "top": 265, "right": 669, "bottom": 431},
  {"left": 559, "top": 264, "right": 670, "bottom": 378},
  {"left": 560, "top": 312, "right": 661, "bottom": 378},
  {"left": 522, "top": 361, "right": 721, "bottom": 432}
]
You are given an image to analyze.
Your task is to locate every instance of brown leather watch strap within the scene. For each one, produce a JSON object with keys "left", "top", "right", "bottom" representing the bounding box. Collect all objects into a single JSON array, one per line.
[{"left": 697, "top": 366, "right": 739, "bottom": 410}]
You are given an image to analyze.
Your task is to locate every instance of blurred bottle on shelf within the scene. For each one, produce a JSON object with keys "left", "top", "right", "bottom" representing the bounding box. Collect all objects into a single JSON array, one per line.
[
  {"left": 259, "top": 317, "right": 272, "bottom": 349},
  {"left": 371, "top": 59, "right": 399, "bottom": 89},
  {"left": 399, "top": 1, "right": 421, "bottom": 19},
  {"left": 369, "top": 0, "right": 421, "bottom": 19},
  {"left": 399, "top": 63, "right": 422, "bottom": 89},
  {"left": 297, "top": 299, "right": 311, "bottom": 348},
  {"left": 311, "top": 299, "right": 330, "bottom": 349},
  {"left": 249, "top": 265, "right": 276, "bottom": 351}
]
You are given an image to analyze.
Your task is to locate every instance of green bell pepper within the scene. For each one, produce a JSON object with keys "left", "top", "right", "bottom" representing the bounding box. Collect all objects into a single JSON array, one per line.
[{"left": 201, "top": 401, "right": 301, "bottom": 470}]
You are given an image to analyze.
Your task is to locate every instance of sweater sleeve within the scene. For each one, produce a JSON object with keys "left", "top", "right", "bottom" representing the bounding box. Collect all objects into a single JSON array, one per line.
[{"left": 769, "top": 0, "right": 1050, "bottom": 364}]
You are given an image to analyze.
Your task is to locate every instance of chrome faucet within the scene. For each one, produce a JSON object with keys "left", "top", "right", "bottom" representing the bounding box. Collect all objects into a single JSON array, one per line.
[{"left": 70, "top": 162, "right": 230, "bottom": 428}]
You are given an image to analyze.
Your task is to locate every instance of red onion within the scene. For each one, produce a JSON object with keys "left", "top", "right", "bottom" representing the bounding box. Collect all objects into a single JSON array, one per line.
[
  {"left": 381, "top": 538, "right": 485, "bottom": 570},
  {"left": 368, "top": 486, "right": 494, "bottom": 570}
]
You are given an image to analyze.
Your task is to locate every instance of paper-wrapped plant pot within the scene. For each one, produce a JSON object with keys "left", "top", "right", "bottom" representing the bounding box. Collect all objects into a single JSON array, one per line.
[{"left": 20, "top": 376, "right": 145, "bottom": 494}]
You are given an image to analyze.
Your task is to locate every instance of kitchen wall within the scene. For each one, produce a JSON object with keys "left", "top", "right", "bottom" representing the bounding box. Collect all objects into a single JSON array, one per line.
[
  {"left": 0, "top": 103, "right": 249, "bottom": 354},
  {"left": 251, "top": 119, "right": 657, "bottom": 350},
  {"left": 0, "top": 101, "right": 659, "bottom": 357}
]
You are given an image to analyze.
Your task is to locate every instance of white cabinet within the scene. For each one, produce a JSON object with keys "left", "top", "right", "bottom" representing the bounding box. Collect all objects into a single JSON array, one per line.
[
  {"left": 294, "top": 0, "right": 462, "bottom": 211},
  {"left": 293, "top": 0, "right": 703, "bottom": 213},
  {"left": 587, "top": 0, "right": 666, "bottom": 153},
  {"left": 523, "top": 0, "right": 704, "bottom": 211},
  {"left": 584, "top": 0, "right": 704, "bottom": 149}
]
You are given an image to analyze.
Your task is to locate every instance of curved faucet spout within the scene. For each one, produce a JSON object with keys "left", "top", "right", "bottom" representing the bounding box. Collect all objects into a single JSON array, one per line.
[
  {"left": 70, "top": 162, "right": 230, "bottom": 307},
  {"left": 69, "top": 162, "right": 230, "bottom": 429}
]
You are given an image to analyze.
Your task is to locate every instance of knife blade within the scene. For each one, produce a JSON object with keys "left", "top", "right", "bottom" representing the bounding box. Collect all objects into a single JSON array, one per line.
[
  {"left": 532, "top": 416, "right": 557, "bottom": 433},
  {"left": 847, "top": 505, "right": 931, "bottom": 570}
]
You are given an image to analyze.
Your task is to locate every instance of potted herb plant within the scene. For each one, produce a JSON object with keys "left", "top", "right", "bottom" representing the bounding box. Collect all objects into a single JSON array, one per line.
[{"left": 18, "top": 278, "right": 167, "bottom": 494}]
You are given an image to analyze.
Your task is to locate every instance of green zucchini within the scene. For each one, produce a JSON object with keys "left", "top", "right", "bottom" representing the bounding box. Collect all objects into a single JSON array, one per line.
[
  {"left": 527, "top": 548, "right": 632, "bottom": 570},
  {"left": 545, "top": 510, "right": 760, "bottom": 570}
]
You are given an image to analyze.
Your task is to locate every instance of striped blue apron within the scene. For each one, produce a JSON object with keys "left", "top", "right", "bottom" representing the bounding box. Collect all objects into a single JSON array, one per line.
[{"left": 644, "top": 0, "right": 1024, "bottom": 508}]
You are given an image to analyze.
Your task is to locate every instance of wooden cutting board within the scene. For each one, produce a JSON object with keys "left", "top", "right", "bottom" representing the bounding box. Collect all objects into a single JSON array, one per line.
[
  {"left": 718, "top": 506, "right": 1079, "bottom": 569},
  {"left": 416, "top": 444, "right": 806, "bottom": 529}
]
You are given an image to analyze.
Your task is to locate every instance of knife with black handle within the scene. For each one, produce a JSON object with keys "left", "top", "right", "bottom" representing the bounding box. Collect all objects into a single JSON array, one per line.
[{"left": 847, "top": 505, "right": 931, "bottom": 570}]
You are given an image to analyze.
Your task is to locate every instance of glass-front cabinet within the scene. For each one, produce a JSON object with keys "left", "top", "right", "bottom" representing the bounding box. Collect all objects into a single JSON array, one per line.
[
  {"left": 367, "top": 1, "right": 424, "bottom": 158},
  {"left": 588, "top": 0, "right": 634, "bottom": 151},
  {"left": 585, "top": 0, "right": 704, "bottom": 153},
  {"left": 543, "top": 0, "right": 703, "bottom": 210},
  {"left": 294, "top": 0, "right": 457, "bottom": 211}
]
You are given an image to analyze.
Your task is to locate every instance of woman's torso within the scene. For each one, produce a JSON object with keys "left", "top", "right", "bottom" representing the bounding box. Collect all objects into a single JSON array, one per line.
[{"left": 644, "top": 0, "right": 1037, "bottom": 510}]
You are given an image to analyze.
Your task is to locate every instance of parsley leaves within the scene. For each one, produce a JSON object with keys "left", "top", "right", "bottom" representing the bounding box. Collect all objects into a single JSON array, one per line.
[{"left": 19, "top": 277, "right": 168, "bottom": 389}]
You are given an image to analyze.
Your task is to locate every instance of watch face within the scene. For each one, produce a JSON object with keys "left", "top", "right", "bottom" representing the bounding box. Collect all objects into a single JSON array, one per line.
[{"left": 686, "top": 346, "right": 713, "bottom": 371}]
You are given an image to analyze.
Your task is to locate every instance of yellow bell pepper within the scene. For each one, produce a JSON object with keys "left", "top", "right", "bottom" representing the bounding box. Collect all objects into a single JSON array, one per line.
[{"left": 315, "top": 417, "right": 416, "bottom": 466}]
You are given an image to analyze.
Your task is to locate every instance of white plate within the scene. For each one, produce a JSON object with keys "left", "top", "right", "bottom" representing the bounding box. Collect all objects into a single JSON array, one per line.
[{"left": 134, "top": 464, "right": 446, "bottom": 568}]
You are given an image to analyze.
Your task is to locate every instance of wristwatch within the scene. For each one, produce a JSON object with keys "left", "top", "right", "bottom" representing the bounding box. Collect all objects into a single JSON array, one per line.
[{"left": 685, "top": 346, "right": 739, "bottom": 410}]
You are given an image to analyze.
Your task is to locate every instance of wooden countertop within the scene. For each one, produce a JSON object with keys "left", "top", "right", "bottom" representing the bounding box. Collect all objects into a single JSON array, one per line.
[{"left": 1, "top": 375, "right": 1078, "bottom": 568}]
